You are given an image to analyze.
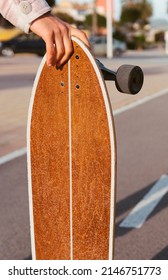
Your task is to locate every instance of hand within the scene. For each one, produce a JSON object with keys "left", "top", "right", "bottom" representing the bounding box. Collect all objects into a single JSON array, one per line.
[{"left": 30, "top": 13, "right": 90, "bottom": 67}]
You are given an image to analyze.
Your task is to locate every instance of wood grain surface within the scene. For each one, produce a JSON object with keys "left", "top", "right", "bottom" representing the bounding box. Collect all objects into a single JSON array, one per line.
[
  {"left": 71, "top": 43, "right": 112, "bottom": 259},
  {"left": 29, "top": 38, "right": 116, "bottom": 259},
  {"left": 31, "top": 63, "right": 70, "bottom": 259}
]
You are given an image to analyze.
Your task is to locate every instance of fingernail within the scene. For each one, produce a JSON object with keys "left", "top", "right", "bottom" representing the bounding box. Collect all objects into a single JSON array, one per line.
[
  {"left": 56, "top": 61, "right": 61, "bottom": 67},
  {"left": 56, "top": 63, "right": 63, "bottom": 70}
]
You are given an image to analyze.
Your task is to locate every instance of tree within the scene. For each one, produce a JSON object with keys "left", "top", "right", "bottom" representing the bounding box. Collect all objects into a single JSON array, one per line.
[
  {"left": 53, "top": 12, "right": 74, "bottom": 24},
  {"left": 120, "top": 0, "right": 152, "bottom": 26},
  {"left": 119, "top": 0, "right": 153, "bottom": 49},
  {"left": 120, "top": 6, "right": 141, "bottom": 24},
  {"left": 84, "top": 14, "right": 106, "bottom": 32},
  {"left": 136, "top": 0, "right": 153, "bottom": 24}
]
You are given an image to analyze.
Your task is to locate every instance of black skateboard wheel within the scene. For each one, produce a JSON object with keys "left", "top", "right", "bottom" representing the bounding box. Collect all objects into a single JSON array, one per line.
[{"left": 115, "top": 64, "right": 144, "bottom": 94}]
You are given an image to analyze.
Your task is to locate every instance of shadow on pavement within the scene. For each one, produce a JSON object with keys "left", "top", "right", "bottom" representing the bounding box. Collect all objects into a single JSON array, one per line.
[
  {"left": 152, "top": 246, "right": 168, "bottom": 260},
  {"left": 115, "top": 179, "right": 168, "bottom": 238}
]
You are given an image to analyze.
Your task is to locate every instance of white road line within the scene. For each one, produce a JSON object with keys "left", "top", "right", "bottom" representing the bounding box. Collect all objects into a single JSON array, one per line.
[
  {"left": 0, "top": 147, "right": 27, "bottom": 166},
  {"left": 120, "top": 175, "right": 168, "bottom": 228},
  {"left": 114, "top": 88, "right": 168, "bottom": 116}
]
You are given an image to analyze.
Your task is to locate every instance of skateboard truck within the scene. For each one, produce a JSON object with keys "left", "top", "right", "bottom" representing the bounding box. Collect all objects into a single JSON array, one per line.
[{"left": 97, "top": 60, "right": 144, "bottom": 95}]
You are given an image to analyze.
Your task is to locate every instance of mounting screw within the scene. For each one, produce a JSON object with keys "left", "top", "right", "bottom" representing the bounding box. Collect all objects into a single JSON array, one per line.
[
  {"left": 60, "top": 82, "right": 64, "bottom": 87},
  {"left": 76, "top": 84, "right": 80, "bottom": 89},
  {"left": 75, "top": 55, "right": 80, "bottom": 59}
]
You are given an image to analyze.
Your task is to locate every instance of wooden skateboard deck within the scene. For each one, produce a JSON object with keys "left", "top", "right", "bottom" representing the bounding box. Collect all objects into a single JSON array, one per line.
[{"left": 27, "top": 36, "right": 117, "bottom": 260}]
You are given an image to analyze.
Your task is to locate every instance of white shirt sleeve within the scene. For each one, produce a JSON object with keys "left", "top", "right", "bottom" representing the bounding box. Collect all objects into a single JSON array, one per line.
[{"left": 0, "top": 0, "right": 51, "bottom": 33}]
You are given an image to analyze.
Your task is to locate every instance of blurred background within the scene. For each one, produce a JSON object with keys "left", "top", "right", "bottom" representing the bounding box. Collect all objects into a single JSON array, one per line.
[
  {"left": 0, "top": 0, "right": 168, "bottom": 260},
  {"left": 1, "top": 0, "right": 168, "bottom": 56}
]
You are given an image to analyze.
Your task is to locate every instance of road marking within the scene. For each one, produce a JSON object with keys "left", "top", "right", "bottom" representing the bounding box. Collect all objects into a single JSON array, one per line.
[
  {"left": 114, "top": 88, "right": 168, "bottom": 116},
  {"left": 120, "top": 175, "right": 168, "bottom": 228},
  {"left": 0, "top": 147, "right": 27, "bottom": 166}
]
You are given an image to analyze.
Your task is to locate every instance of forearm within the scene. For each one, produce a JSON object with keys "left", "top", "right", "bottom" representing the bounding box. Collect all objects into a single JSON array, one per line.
[{"left": 0, "top": 0, "right": 51, "bottom": 33}]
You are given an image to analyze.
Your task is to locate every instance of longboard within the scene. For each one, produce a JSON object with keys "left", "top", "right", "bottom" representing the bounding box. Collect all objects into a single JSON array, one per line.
[{"left": 27, "top": 36, "right": 141, "bottom": 260}]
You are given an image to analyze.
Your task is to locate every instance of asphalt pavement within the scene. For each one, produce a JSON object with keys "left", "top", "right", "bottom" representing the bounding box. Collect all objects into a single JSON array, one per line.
[{"left": 0, "top": 49, "right": 168, "bottom": 260}]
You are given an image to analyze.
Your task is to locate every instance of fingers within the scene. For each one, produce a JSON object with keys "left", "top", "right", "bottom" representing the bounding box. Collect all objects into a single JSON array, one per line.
[
  {"left": 54, "top": 25, "right": 74, "bottom": 67},
  {"left": 46, "top": 38, "right": 72, "bottom": 68},
  {"left": 50, "top": 27, "right": 90, "bottom": 68},
  {"left": 44, "top": 17, "right": 90, "bottom": 67},
  {"left": 30, "top": 14, "right": 90, "bottom": 67},
  {"left": 55, "top": 34, "right": 73, "bottom": 67},
  {"left": 45, "top": 29, "right": 90, "bottom": 68},
  {"left": 45, "top": 35, "right": 56, "bottom": 67},
  {"left": 69, "top": 26, "right": 91, "bottom": 49},
  {"left": 45, "top": 23, "right": 74, "bottom": 67}
]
